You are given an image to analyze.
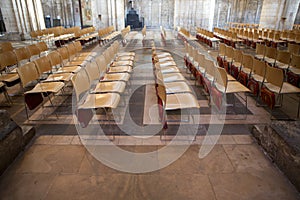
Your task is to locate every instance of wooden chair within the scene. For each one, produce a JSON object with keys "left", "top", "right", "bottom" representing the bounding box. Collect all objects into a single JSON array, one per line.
[
  {"left": 248, "top": 59, "right": 267, "bottom": 97},
  {"left": 26, "top": 44, "right": 41, "bottom": 60},
  {"left": 254, "top": 43, "right": 265, "bottom": 60},
  {"left": 71, "top": 68, "right": 121, "bottom": 130},
  {"left": 156, "top": 83, "right": 200, "bottom": 140},
  {"left": 287, "top": 54, "right": 300, "bottom": 87},
  {"left": 85, "top": 61, "right": 126, "bottom": 94},
  {"left": 56, "top": 47, "right": 82, "bottom": 73},
  {"left": 264, "top": 46, "right": 277, "bottom": 65},
  {"left": 14, "top": 47, "right": 31, "bottom": 66},
  {"left": 288, "top": 43, "right": 300, "bottom": 55},
  {"left": 275, "top": 50, "right": 291, "bottom": 71},
  {"left": 0, "top": 51, "right": 20, "bottom": 87},
  {"left": 231, "top": 49, "right": 243, "bottom": 79},
  {"left": 223, "top": 45, "right": 234, "bottom": 73},
  {"left": 238, "top": 54, "right": 253, "bottom": 86},
  {"left": 212, "top": 67, "right": 250, "bottom": 113},
  {"left": 0, "top": 42, "right": 13, "bottom": 53},
  {"left": 261, "top": 65, "right": 300, "bottom": 117},
  {"left": 217, "top": 43, "right": 226, "bottom": 67},
  {"left": 17, "top": 62, "right": 65, "bottom": 120}
]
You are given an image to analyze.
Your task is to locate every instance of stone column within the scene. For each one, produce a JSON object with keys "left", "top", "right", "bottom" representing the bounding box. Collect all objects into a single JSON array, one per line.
[{"left": 115, "top": 0, "right": 125, "bottom": 30}]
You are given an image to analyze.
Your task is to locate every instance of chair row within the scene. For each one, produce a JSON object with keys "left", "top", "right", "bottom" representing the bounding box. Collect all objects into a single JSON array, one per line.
[
  {"left": 98, "top": 26, "right": 121, "bottom": 46},
  {"left": 214, "top": 28, "right": 243, "bottom": 48},
  {"left": 196, "top": 27, "right": 220, "bottom": 48},
  {"left": 72, "top": 41, "right": 135, "bottom": 129},
  {"left": 184, "top": 42, "right": 250, "bottom": 113},
  {"left": 218, "top": 43, "right": 300, "bottom": 116},
  {"left": 152, "top": 42, "right": 199, "bottom": 140},
  {"left": 0, "top": 42, "right": 13, "bottom": 53},
  {"left": 177, "top": 27, "right": 196, "bottom": 42}
]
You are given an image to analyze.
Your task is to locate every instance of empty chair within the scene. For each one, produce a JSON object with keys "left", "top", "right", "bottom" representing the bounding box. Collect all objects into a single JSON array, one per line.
[
  {"left": 288, "top": 43, "right": 300, "bottom": 55},
  {"left": 248, "top": 59, "right": 267, "bottom": 96},
  {"left": 261, "top": 65, "right": 300, "bottom": 117},
  {"left": 275, "top": 50, "right": 291, "bottom": 71},
  {"left": 17, "top": 62, "right": 65, "bottom": 119},
  {"left": 0, "top": 42, "right": 13, "bottom": 53},
  {"left": 223, "top": 45, "right": 234, "bottom": 73},
  {"left": 0, "top": 51, "right": 20, "bottom": 87},
  {"left": 231, "top": 49, "right": 243, "bottom": 79},
  {"left": 287, "top": 54, "right": 300, "bottom": 87},
  {"left": 27, "top": 44, "right": 41, "bottom": 60},
  {"left": 36, "top": 42, "right": 49, "bottom": 56},
  {"left": 238, "top": 53, "right": 253, "bottom": 86},
  {"left": 254, "top": 43, "right": 265, "bottom": 60},
  {"left": 14, "top": 47, "right": 31, "bottom": 66},
  {"left": 71, "top": 68, "right": 121, "bottom": 129},
  {"left": 264, "top": 46, "right": 277, "bottom": 65},
  {"left": 217, "top": 43, "right": 226, "bottom": 67},
  {"left": 156, "top": 83, "right": 200, "bottom": 140},
  {"left": 84, "top": 61, "right": 126, "bottom": 94},
  {"left": 56, "top": 47, "right": 82, "bottom": 73}
]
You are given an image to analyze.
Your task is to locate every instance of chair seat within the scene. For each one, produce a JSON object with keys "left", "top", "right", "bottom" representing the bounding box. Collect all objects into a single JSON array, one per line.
[
  {"left": 156, "top": 52, "right": 171, "bottom": 58},
  {"left": 0, "top": 73, "right": 19, "bottom": 83},
  {"left": 71, "top": 56, "right": 87, "bottom": 62},
  {"left": 79, "top": 93, "right": 120, "bottom": 109},
  {"left": 65, "top": 60, "right": 88, "bottom": 67},
  {"left": 111, "top": 60, "right": 133, "bottom": 67},
  {"left": 159, "top": 61, "right": 177, "bottom": 67},
  {"left": 44, "top": 73, "right": 73, "bottom": 82},
  {"left": 232, "top": 62, "right": 241, "bottom": 67},
  {"left": 162, "top": 73, "right": 186, "bottom": 82},
  {"left": 91, "top": 81, "right": 126, "bottom": 93},
  {"left": 102, "top": 73, "right": 130, "bottom": 82},
  {"left": 252, "top": 74, "right": 264, "bottom": 83},
  {"left": 117, "top": 52, "right": 135, "bottom": 57},
  {"left": 240, "top": 67, "right": 251, "bottom": 74},
  {"left": 165, "top": 82, "right": 192, "bottom": 94},
  {"left": 57, "top": 66, "right": 81, "bottom": 73},
  {"left": 264, "top": 57, "right": 276, "bottom": 64},
  {"left": 80, "top": 52, "right": 98, "bottom": 58},
  {"left": 108, "top": 66, "right": 132, "bottom": 73},
  {"left": 158, "top": 66, "right": 180, "bottom": 74},
  {"left": 157, "top": 57, "right": 173, "bottom": 63},
  {"left": 26, "top": 82, "right": 64, "bottom": 94},
  {"left": 165, "top": 93, "right": 200, "bottom": 110},
  {"left": 276, "top": 62, "right": 289, "bottom": 70},
  {"left": 225, "top": 81, "right": 250, "bottom": 93},
  {"left": 280, "top": 82, "right": 300, "bottom": 94},
  {"left": 255, "top": 55, "right": 264, "bottom": 60},
  {"left": 116, "top": 55, "right": 134, "bottom": 61},
  {"left": 289, "top": 67, "right": 300, "bottom": 75},
  {"left": 227, "top": 74, "right": 236, "bottom": 81},
  {"left": 224, "top": 57, "right": 233, "bottom": 63}
]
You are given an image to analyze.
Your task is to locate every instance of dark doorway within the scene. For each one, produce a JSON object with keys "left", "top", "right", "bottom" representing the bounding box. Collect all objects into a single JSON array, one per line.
[{"left": 0, "top": 8, "right": 6, "bottom": 34}]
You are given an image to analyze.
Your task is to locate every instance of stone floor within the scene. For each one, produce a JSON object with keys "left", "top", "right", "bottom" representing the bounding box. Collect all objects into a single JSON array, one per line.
[{"left": 0, "top": 30, "right": 299, "bottom": 199}]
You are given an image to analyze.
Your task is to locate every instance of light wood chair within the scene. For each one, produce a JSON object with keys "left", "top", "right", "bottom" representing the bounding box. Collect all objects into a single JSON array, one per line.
[
  {"left": 0, "top": 51, "right": 20, "bottom": 87},
  {"left": 264, "top": 46, "right": 277, "bottom": 65},
  {"left": 275, "top": 50, "right": 291, "bottom": 71},
  {"left": 56, "top": 47, "right": 82, "bottom": 73},
  {"left": 254, "top": 43, "right": 265, "bottom": 60},
  {"left": 14, "top": 47, "right": 31, "bottom": 66},
  {"left": 0, "top": 42, "right": 13, "bottom": 53},
  {"left": 248, "top": 59, "right": 267, "bottom": 97},
  {"left": 288, "top": 43, "right": 300, "bottom": 55},
  {"left": 17, "top": 62, "right": 65, "bottom": 120},
  {"left": 26, "top": 44, "right": 41, "bottom": 60}
]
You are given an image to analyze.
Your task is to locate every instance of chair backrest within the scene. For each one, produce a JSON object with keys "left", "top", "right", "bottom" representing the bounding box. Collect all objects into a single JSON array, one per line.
[
  {"left": 276, "top": 50, "right": 290, "bottom": 65},
  {"left": 47, "top": 51, "right": 63, "bottom": 67},
  {"left": 0, "top": 51, "right": 18, "bottom": 71},
  {"left": 56, "top": 47, "right": 70, "bottom": 63},
  {"left": 34, "top": 56, "right": 52, "bottom": 75},
  {"left": 95, "top": 55, "right": 107, "bottom": 76},
  {"left": 265, "top": 46, "right": 277, "bottom": 59},
  {"left": 85, "top": 61, "right": 100, "bottom": 83},
  {"left": 256, "top": 43, "right": 265, "bottom": 55},
  {"left": 265, "top": 65, "right": 284, "bottom": 88},
  {"left": 36, "top": 42, "right": 48, "bottom": 52},
  {"left": 71, "top": 69, "right": 90, "bottom": 102},
  {"left": 17, "top": 62, "right": 39, "bottom": 87},
  {"left": 252, "top": 59, "right": 266, "bottom": 77},
  {"left": 27, "top": 44, "right": 41, "bottom": 58},
  {"left": 204, "top": 59, "right": 216, "bottom": 78},
  {"left": 73, "top": 41, "right": 83, "bottom": 53},
  {"left": 0, "top": 42, "right": 13, "bottom": 52},
  {"left": 241, "top": 53, "right": 253, "bottom": 70},
  {"left": 225, "top": 46, "right": 234, "bottom": 58},
  {"left": 14, "top": 47, "right": 31, "bottom": 64},
  {"left": 288, "top": 43, "right": 300, "bottom": 55},
  {"left": 233, "top": 49, "right": 243, "bottom": 63},
  {"left": 214, "top": 67, "right": 227, "bottom": 92},
  {"left": 219, "top": 43, "right": 226, "bottom": 55},
  {"left": 290, "top": 54, "right": 300, "bottom": 69},
  {"left": 156, "top": 83, "right": 166, "bottom": 107},
  {"left": 66, "top": 43, "right": 77, "bottom": 59}
]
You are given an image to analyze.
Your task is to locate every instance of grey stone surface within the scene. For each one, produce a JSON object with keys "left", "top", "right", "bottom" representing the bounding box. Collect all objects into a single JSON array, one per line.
[{"left": 252, "top": 122, "right": 300, "bottom": 192}]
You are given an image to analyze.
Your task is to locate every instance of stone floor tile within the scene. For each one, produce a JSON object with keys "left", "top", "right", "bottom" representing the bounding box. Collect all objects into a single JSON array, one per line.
[
  {"left": 135, "top": 174, "right": 216, "bottom": 200},
  {"left": 34, "top": 135, "right": 53, "bottom": 145},
  {"left": 209, "top": 171, "right": 300, "bottom": 200},
  {"left": 232, "top": 135, "right": 254, "bottom": 144},
  {"left": 13, "top": 145, "right": 85, "bottom": 174},
  {"left": 45, "top": 174, "right": 135, "bottom": 200},
  {"left": 0, "top": 172, "right": 56, "bottom": 200},
  {"left": 223, "top": 144, "right": 275, "bottom": 173}
]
